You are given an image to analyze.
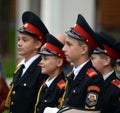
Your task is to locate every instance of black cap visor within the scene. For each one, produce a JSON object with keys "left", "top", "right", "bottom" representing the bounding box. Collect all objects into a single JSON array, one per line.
[
  {"left": 66, "top": 29, "right": 86, "bottom": 41},
  {"left": 39, "top": 48, "right": 58, "bottom": 56},
  {"left": 93, "top": 47, "right": 106, "bottom": 54},
  {"left": 17, "top": 28, "right": 39, "bottom": 38}
]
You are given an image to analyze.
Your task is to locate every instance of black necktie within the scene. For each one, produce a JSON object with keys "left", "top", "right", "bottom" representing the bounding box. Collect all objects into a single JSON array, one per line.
[
  {"left": 16, "top": 64, "right": 25, "bottom": 82},
  {"left": 42, "top": 84, "right": 48, "bottom": 92}
]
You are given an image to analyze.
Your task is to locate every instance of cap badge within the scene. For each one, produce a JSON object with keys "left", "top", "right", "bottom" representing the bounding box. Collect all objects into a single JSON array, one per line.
[{"left": 23, "top": 23, "right": 28, "bottom": 28}]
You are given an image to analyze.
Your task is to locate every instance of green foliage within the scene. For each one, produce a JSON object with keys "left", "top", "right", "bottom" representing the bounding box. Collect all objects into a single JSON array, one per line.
[
  {"left": 2, "top": 29, "right": 16, "bottom": 78},
  {"left": 3, "top": 57, "right": 16, "bottom": 78},
  {"left": 2, "top": 109, "right": 9, "bottom": 113}
]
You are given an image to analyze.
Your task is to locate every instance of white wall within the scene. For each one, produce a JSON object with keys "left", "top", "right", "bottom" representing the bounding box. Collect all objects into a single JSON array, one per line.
[
  {"left": 16, "top": 0, "right": 30, "bottom": 29},
  {"left": 41, "top": 0, "right": 95, "bottom": 35},
  {"left": 16, "top": 0, "right": 96, "bottom": 36}
]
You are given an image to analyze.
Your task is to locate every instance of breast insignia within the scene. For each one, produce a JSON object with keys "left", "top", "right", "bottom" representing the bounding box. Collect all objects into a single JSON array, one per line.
[{"left": 57, "top": 80, "right": 66, "bottom": 89}]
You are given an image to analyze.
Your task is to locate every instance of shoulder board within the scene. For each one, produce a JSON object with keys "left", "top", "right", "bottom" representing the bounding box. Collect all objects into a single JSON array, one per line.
[
  {"left": 86, "top": 68, "right": 97, "bottom": 77},
  {"left": 112, "top": 79, "right": 120, "bottom": 88},
  {"left": 57, "top": 79, "right": 66, "bottom": 89}
]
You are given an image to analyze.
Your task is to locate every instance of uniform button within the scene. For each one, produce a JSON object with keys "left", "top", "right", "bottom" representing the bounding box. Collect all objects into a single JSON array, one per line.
[
  {"left": 66, "top": 98, "right": 69, "bottom": 101},
  {"left": 12, "top": 91, "right": 16, "bottom": 95},
  {"left": 73, "top": 90, "right": 76, "bottom": 93},
  {"left": 11, "top": 101, "right": 14, "bottom": 105},
  {"left": 24, "top": 83, "right": 27, "bottom": 86},
  {"left": 37, "top": 108, "right": 39, "bottom": 111},
  {"left": 44, "top": 100, "right": 47, "bottom": 102}
]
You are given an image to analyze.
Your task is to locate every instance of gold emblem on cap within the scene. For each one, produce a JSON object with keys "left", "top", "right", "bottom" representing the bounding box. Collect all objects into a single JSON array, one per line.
[
  {"left": 74, "top": 24, "right": 77, "bottom": 28},
  {"left": 104, "top": 50, "right": 107, "bottom": 53},
  {"left": 86, "top": 39, "right": 88, "bottom": 42},
  {"left": 24, "top": 23, "right": 28, "bottom": 28},
  {"left": 44, "top": 43, "right": 46, "bottom": 48},
  {"left": 58, "top": 53, "right": 61, "bottom": 57}
]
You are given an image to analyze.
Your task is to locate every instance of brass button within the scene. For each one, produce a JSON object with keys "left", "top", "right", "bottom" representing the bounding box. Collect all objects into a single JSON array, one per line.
[
  {"left": 37, "top": 108, "right": 39, "bottom": 111},
  {"left": 11, "top": 101, "right": 14, "bottom": 105},
  {"left": 23, "top": 83, "right": 27, "bottom": 86},
  {"left": 73, "top": 90, "right": 76, "bottom": 93},
  {"left": 66, "top": 98, "right": 69, "bottom": 101},
  {"left": 12, "top": 91, "right": 16, "bottom": 95},
  {"left": 44, "top": 100, "right": 47, "bottom": 102}
]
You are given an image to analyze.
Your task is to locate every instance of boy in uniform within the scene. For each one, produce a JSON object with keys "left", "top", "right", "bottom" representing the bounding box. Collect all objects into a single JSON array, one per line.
[
  {"left": 91, "top": 32, "right": 120, "bottom": 113},
  {"left": 34, "top": 34, "right": 66, "bottom": 113},
  {"left": 5, "top": 11, "right": 49, "bottom": 113},
  {"left": 61, "top": 14, "right": 105, "bottom": 111}
]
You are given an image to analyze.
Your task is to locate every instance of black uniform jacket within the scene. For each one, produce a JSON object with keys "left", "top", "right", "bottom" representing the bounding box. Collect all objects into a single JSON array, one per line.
[
  {"left": 101, "top": 71, "right": 120, "bottom": 113},
  {"left": 35, "top": 72, "right": 66, "bottom": 113},
  {"left": 63, "top": 60, "right": 105, "bottom": 110},
  {"left": 9, "top": 56, "right": 48, "bottom": 113}
]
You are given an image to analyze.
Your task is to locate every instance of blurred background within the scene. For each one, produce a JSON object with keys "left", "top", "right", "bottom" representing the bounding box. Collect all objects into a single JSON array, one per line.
[{"left": 0, "top": 0, "right": 120, "bottom": 80}]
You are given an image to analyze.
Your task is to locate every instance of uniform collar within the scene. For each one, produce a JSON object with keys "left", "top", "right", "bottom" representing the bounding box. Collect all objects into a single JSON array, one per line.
[
  {"left": 17, "top": 54, "right": 40, "bottom": 69},
  {"left": 73, "top": 60, "right": 90, "bottom": 79},
  {"left": 45, "top": 76, "right": 57, "bottom": 87},
  {"left": 103, "top": 70, "right": 114, "bottom": 80}
]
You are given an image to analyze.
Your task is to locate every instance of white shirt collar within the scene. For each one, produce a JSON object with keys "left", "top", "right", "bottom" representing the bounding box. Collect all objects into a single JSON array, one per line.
[
  {"left": 45, "top": 76, "right": 57, "bottom": 87},
  {"left": 17, "top": 54, "right": 40, "bottom": 76},
  {"left": 73, "top": 60, "right": 89, "bottom": 79},
  {"left": 17, "top": 54, "right": 40, "bottom": 68},
  {"left": 103, "top": 70, "right": 114, "bottom": 80}
]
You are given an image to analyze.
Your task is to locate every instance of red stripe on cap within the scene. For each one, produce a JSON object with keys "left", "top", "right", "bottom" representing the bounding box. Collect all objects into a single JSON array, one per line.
[
  {"left": 104, "top": 44, "right": 119, "bottom": 60},
  {"left": 74, "top": 24, "right": 98, "bottom": 49},
  {"left": 44, "top": 43, "right": 66, "bottom": 63},
  {"left": 23, "top": 22, "right": 45, "bottom": 43}
]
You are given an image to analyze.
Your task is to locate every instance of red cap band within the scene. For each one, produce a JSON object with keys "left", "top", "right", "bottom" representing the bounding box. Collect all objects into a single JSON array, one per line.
[
  {"left": 104, "top": 44, "right": 119, "bottom": 60},
  {"left": 23, "top": 22, "right": 45, "bottom": 43},
  {"left": 44, "top": 43, "right": 66, "bottom": 63},
  {"left": 74, "top": 24, "right": 98, "bottom": 49}
]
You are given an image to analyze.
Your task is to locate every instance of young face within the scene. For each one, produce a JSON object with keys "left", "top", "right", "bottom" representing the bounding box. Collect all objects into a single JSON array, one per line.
[
  {"left": 62, "top": 36, "right": 87, "bottom": 66},
  {"left": 91, "top": 54, "right": 106, "bottom": 74},
  {"left": 40, "top": 55, "right": 63, "bottom": 76},
  {"left": 17, "top": 33, "right": 41, "bottom": 60}
]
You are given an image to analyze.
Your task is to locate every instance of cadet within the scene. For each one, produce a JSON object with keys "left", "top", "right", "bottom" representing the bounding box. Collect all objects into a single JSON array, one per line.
[
  {"left": 34, "top": 34, "right": 66, "bottom": 113},
  {"left": 5, "top": 11, "right": 49, "bottom": 113},
  {"left": 61, "top": 14, "right": 105, "bottom": 111},
  {"left": 91, "top": 32, "right": 120, "bottom": 113}
]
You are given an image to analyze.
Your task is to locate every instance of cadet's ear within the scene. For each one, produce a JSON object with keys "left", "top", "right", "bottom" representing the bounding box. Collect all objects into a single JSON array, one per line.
[
  {"left": 104, "top": 56, "right": 111, "bottom": 66},
  {"left": 81, "top": 44, "right": 88, "bottom": 55},
  {"left": 57, "top": 58, "right": 63, "bottom": 67},
  {"left": 35, "top": 39, "right": 42, "bottom": 49}
]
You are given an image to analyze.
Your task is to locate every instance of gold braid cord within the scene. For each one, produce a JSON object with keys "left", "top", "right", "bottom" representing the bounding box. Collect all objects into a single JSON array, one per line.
[
  {"left": 5, "top": 84, "right": 14, "bottom": 107},
  {"left": 5, "top": 66, "right": 19, "bottom": 108},
  {"left": 34, "top": 84, "right": 44, "bottom": 113},
  {"left": 60, "top": 79, "right": 68, "bottom": 107}
]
